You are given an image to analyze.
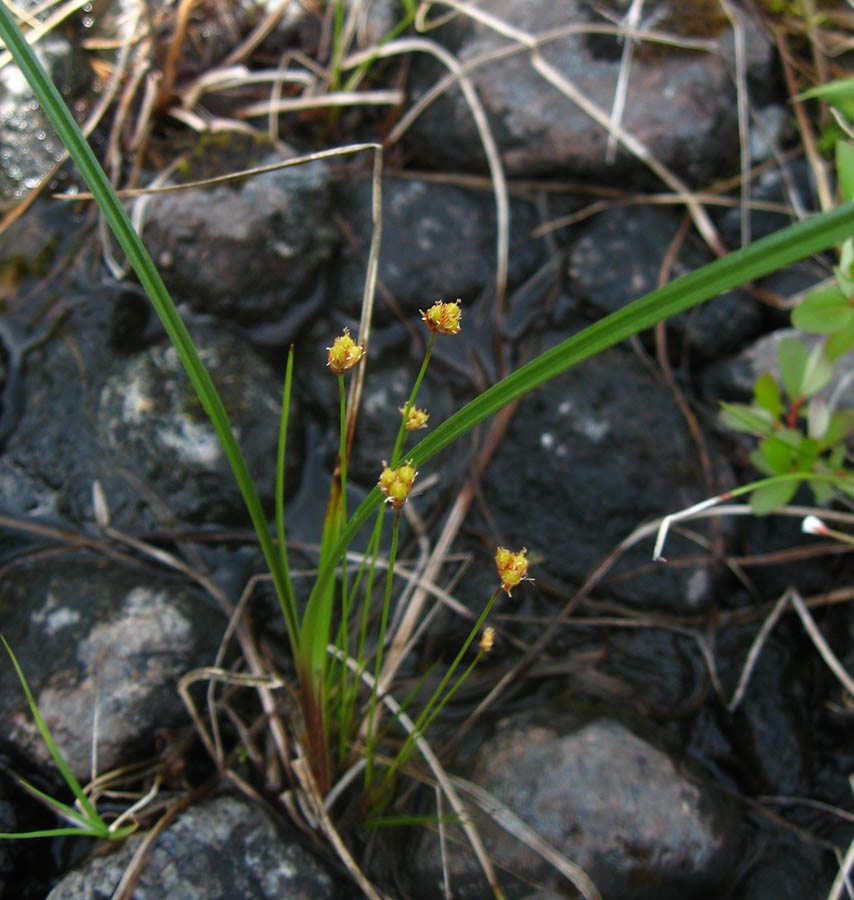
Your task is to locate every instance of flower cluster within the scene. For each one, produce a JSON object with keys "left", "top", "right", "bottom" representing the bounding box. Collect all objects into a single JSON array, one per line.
[
  {"left": 327, "top": 329, "right": 364, "bottom": 374},
  {"left": 495, "top": 546, "right": 531, "bottom": 595},
  {"left": 400, "top": 405, "right": 429, "bottom": 431},
  {"left": 479, "top": 626, "right": 495, "bottom": 654},
  {"left": 421, "top": 300, "right": 462, "bottom": 335},
  {"left": 378, "top": 461, "right": 418, "bottom": 509}
]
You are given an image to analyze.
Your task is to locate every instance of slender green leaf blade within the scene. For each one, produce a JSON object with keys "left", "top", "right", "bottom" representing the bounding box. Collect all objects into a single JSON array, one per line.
[
  {"left": 307, "top": 201, "right": 854, "bottom": 611},
  {"left": 0, "top": 6, "right": 297, "bottom": 650},
  {"left": 0, "top": 636, "right": 104, "bottom": 828}
]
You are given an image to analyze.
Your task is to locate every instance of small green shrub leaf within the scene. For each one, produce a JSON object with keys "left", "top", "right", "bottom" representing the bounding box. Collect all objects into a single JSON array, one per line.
[
  {"left": 792, "top": 287, "right": 854, "bottom": 334},
  {"left": 758, "top": 436, "right": 793, "bottom": 473},
  {"left": 753, "top": 372, "right": 782, "bottom": 420},
  {"left": 720, "top": 402, "right": 775, "bottom": 435},
  {"left": 780, "top": 338, "right": 832, "bottom": 399},
  {"left": 750, "top": 478, "right": 799, "bottom": 514},
  {"left": 795, "top": 437, "right": 820, "bottom": 471},
  {"left": 807, "top": 397, "right": 830, "bottom": 440},
  {"left": 801, "top": 342, "right": 834, "bottom": 397},
  {"left": 810, "top": 479, "right": 834, "bottom": 505},
  {"left": 825, "top": 326, "right": 854, "bottom": 361},
  {"left": 820, "top": 410, "right": 854, "bottom": 449},
  {"left": 778, "top": 337, "right": 808, "bottom": 399}
]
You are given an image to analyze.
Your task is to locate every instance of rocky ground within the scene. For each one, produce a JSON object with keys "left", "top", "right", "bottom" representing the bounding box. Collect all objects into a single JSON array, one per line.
[{"left": 0, "top": 1, "right": 853, "bottom": 898}]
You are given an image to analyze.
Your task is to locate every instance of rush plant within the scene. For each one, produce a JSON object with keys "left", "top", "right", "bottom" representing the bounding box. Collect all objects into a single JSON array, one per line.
[{"left": 2, "top": 1, "right": 854, "bottom": 827}]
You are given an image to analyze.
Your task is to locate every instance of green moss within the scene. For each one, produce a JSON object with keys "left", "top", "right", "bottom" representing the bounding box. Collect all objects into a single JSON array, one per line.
[{"left": 175, "top": 131, "right": 277, "bottom": 185}]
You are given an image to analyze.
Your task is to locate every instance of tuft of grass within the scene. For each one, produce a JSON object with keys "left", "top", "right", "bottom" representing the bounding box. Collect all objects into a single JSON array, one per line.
[{"left": 3, "top": 3, "right": 854, "bottom": 883}]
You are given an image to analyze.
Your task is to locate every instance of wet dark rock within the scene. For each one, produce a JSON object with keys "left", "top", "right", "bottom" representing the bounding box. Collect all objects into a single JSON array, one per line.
[
  {"left": 0, "top": 35, "right": 72, "bottom": 205},
  {"left": 411, "top": 716, "right": 743, "bottom": 899},
  {"left": 0, "top": 296, "right": 289, "bottom": 531},
  {"left": 568, "top": 205, "right": 761, "bottom": 361},
  {"left": 731, "top": 842, "right": 828, "bottom": 900},
  {"left": 402, "top": 0, "right": 772, "bottom": 182},
  {"left": 479, "top": 345, "right": 730, "bottom": 613},
  {"left": 0, "top": 557, "right": 223, "bottom": 781},
  {"left": 44, "top": 793, "right": 339, "bottom": 899},
  {"left": 718, "top": 158, "right": 811, "bottom": 247},
  {"left": 334, "top": 176, "right": 546, "bottom": 321},
  {"left": 718, "top": 630, "right": 812, "bottom": 796},
  {"left": 142, "top": 154, "right": 338, "bottom": 326},
  {"left": 97, "top": 320, "right": 293, "bottom": 525},
  {"left": 0, "top": 788, "right": 16, "bottom": 892}
]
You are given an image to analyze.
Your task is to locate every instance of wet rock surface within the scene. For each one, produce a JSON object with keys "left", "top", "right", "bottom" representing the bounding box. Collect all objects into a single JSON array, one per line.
[
  {"left": 334, "top": 176, "right": 546, "bottom": 323},
  {"left": 0, "top": 2, "right": 851, "bottom": 898},
  {"left": 0, "top": 558, "right": 224, "bottom": 781},
  {"left": 402, "top": 0, "right": 773, "bottom": 181},
  {"left": 412, "top": 716, "right": 743, "bottom": 900},
  {"left": 568, "top": 205, "right": 762, "bottom": 360},
  {"left": 142, "top": 157, "right": 339, "bottom": 327},
  {"left": 478, "top": 345, "right": 730, "bottom": 613},
  {"left": 45, "top": 793, "right": 340, "bottom": 900},
  {"left": 0, "top": 296, "right": 289, "bottom": 532}
]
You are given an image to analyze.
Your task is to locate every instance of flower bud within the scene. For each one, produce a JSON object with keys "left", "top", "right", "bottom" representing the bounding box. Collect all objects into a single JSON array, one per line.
[
  {"left": 479, "top": 626, "right": 495, "bottom": 654},
  {"left": 421, "top": 300, "right": 461, "bottom": 335},
  {"left": 327, "top": 328, "right": 364, "bottom": 374},
  {"left": 400, "top": 405, "right": 429, "bottom": 431},
  {"left": 379, "top": 461, "right": 418, "bottom": 509},
  {"left": 495, "top": 546, "right": 531, "bottom": 595}
]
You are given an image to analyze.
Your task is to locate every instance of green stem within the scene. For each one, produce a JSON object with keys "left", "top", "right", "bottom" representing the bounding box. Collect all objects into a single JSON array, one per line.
[
  {"left": 275, "top": 348, "right": 298, "bottom": 641},
  {"left": 338, "top": 372, "right": 350, "bottom": 631},
  {"left": 375, "top": 588, "right": 501, "bottom": 800},
  {"left": 335, "top": 508, "right": 386, "bottom": 768},
  {"left": 364, "top": 507, "right": 401, "bottom": 792},
  {"left": 391, "top": 332, "right": 435, "bottom": 465}
]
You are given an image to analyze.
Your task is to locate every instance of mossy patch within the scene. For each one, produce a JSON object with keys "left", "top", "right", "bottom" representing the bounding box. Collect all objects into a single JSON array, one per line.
[{"left": 174, "top": 131, "right": 278, "bottom": 186}]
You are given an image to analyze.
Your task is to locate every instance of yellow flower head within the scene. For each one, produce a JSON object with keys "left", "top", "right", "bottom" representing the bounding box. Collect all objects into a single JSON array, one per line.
[
  {"left": 400, "top": 405, "right": 429, "bottom": 431},
  {"left": 378, "top": 461, "right": 418, "bottom": 509},
  {"left": 495, "top": 546, "right": 531, "bottom": 595},
  {"left": 327, "top": 328, "right": 364, "bottom": 374},
  {"left": 421, "top": 300, "right": 462, "bottom": 335},
  {"left": 479, "top": 626, "right": 495, "bottom": 654}
]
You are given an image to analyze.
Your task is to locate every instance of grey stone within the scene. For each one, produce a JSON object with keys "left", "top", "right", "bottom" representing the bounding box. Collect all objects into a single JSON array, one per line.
[
  {"left": 45, "top": 793, "right": 338, "bottom": 899},
  {"left": 401, "top": 0, "right": 773, "bottom": 182},
  {"left": 0, "top": 296, "right": 289, "bottom": 531},
  {"left": 568, "top": 205, "right": 761, "bottom": 361},
  {"left": 142, "top": 154, "right": 338, "bottom": 326},
  {"left": 412, "top": 717, "right": 742, "bottom": 899},
  {"left": 0, "top": 558, "right": 223, "bottom": 781},
  {"left": 479, "top": 345, "right": 731, "bottom": 612},
  {"left": 335, "top": 176, "right": 546, "bottom": 321}
]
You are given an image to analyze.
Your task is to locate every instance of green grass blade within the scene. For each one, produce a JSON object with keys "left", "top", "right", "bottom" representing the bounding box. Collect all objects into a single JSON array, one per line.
[
  {"left": 275, "top": 348, "right": 299, "bottom": 644},
  {"left": 0, "top": 828, "right": 106, "bottom": 839},
  {"left": 0, "top": 636, "right": 104, "bottom": 829},
  {"left": 0, "top": 6, "right": 298, "bottom": 650},
  {"left": 306, "top": 201, "right": 854, "bottom": 611},
  {"left": 8, "top": 776, "right": 99, "bottom": 832}
]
